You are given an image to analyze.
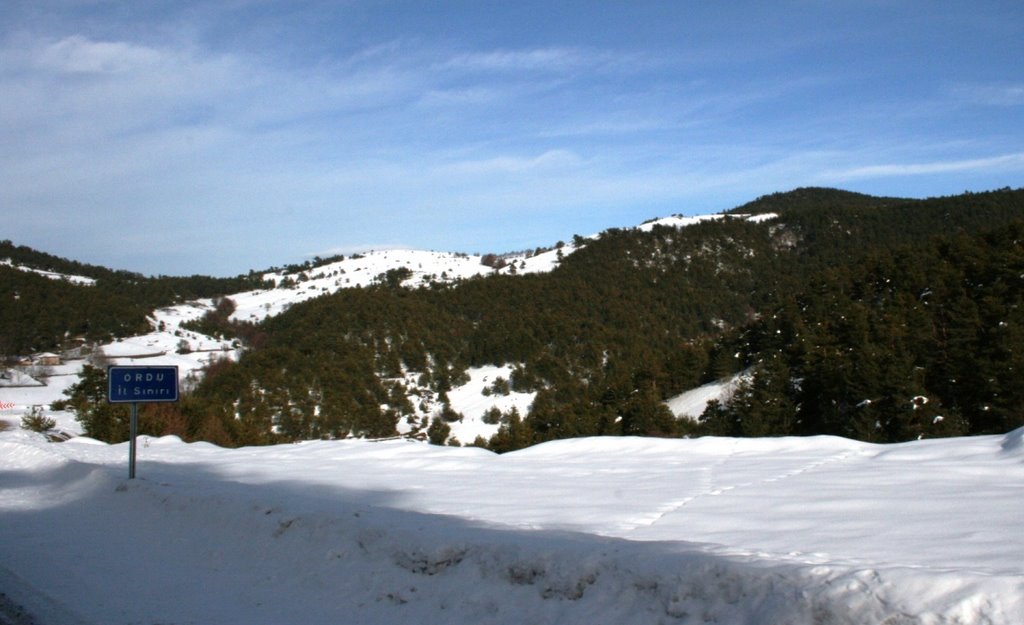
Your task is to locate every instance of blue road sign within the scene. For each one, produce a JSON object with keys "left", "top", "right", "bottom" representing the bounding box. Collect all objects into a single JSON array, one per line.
[{"left": 107, "top": 365, "right": 179, "bottom": 404}]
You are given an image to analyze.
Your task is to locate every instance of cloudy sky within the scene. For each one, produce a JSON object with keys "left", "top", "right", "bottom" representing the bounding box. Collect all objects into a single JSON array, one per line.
[{"left": 2, "top": 1, "right": 1022, "bottom": 276}]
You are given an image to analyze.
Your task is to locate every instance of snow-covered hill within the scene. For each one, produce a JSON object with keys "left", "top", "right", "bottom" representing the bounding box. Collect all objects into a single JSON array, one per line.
[
  {"left": 226, "top": 211, "right": 776, "bottom": 323},
  {"left": 636, "top": 211, "right": 777, "bottom": 232},
  {"left": 1, "top": 426, "right": 1021, "bottom": 624},
  {"left": 231, "top": 246, "right": 570, "bottom": 323}
]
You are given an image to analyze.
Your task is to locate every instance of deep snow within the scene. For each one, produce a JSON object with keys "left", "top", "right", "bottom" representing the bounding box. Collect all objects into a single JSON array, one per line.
[{"left": 0, "top": 425, "right": 1021, "bottom": 625}]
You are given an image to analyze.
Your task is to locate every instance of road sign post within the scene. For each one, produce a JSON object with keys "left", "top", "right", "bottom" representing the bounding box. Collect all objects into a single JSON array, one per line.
[{"left": 107, "top": 365, "right": 179, "bottom": 479}]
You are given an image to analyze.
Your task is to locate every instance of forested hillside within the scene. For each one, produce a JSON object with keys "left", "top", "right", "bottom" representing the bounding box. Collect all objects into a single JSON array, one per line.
[
  {"left": 180, "top": 187, "right": 1024, "bottom": 449},
  {"left": 703, "top": 221, "right": 1024, "bottom": 441},
  {"left": 14, "top": 187, "right": 1024, "bottom": 450},
  {"left": 1, "top": 240, "right": 269, "bottom": 355}
]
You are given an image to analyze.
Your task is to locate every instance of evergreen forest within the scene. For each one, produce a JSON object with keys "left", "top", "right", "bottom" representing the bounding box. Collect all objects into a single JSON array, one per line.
[{"left": 9, "top": 187, "right": 1024, "bottom": 450}]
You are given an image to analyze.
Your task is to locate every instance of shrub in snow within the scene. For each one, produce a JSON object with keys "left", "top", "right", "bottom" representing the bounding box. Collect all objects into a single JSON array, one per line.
[
  {"left": 427, "top": 416, "right": 450, "bottom": 445},
  {"left": 21, "top": 406, "right": 56, "bottom": 433},
  {"left": 482, "top": 407, "right": 502, "bottom": 425}
]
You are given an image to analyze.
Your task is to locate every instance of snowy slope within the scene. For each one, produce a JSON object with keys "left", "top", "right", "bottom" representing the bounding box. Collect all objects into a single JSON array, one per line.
[
  {"left": 431, "top": 364, "right": 535, "bottom": 444},
  {"left": 231, "top": 247, "right": 567, "bottom": 323},
  {"left": 228, "top": 211, "right": 775, "bottom": 323},
  {"left": 636, "top": 212, "right": 777, "bottom": 232},
  {"left": 664, "top": 372, "right": 750, "bottom": 420},
  {"left": 0, "top": 259, "right": 96, "bottom": 285},
  {"left": 0, "top": 428, "right": 1021, "bottom": 624}
]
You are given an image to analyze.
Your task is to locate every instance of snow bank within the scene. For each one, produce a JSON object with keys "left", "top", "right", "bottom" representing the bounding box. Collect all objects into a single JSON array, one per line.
[
  {"left": 1001, "top": 427, "right": 1024, "bottom": 457},
  {"left": 1, "top": 429, "right": 1021, "bottom": 624}
]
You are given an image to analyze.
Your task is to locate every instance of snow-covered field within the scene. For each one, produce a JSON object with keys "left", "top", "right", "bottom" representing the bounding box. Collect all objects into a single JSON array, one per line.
[{"left": 0, "top": 426, "right": 1021, "bottom": 624}]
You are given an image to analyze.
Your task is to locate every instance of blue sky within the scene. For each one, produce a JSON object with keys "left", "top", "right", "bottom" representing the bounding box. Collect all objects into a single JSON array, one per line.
[{"left": 2, "top": 1, "right": 1022, "bottom": 276}]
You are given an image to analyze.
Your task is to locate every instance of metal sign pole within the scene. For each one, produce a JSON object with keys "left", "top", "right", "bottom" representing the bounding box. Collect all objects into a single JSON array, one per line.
[{"left": 129, "top": 402, "right": 138, "bottom": 479}]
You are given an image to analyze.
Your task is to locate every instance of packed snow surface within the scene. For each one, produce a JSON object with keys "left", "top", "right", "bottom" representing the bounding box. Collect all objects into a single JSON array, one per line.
[{"left": 1, "top": 427, "right": 1021, "bottom": 624}]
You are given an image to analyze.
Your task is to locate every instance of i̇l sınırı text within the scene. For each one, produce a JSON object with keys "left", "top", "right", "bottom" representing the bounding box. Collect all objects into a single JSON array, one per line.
[{"left": 113, "top": 371, "right": 174, "bottom": 398}]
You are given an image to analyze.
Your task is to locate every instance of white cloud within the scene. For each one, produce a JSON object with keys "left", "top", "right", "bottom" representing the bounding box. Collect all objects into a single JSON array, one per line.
[
  {"left": 440, "top": 47, "right": 589, "bottom": 72},
  {"left": 827, "top": 153, "right": 1024, "bottom": 180},
  {"left": 304, "top": 243, "right": 412, "bottom": 260},
  {"left": 438, "top": 149, "right": 583, "bottom": 175},
  {"left": 417, "top": 86, "right": 500, "bottom": 107},
  {"left": 536, "top": 117, "right": 678, "bottom": 138},
  {"left": 33, "top": 35, "right": 167, "bottom": 74},
  {"left": 949, "top": 82, "right": 1024, "bottom": 107}
]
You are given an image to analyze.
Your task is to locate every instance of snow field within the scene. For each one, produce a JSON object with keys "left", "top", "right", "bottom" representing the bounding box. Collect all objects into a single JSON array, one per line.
[{"left": 1, "top": 429, "right": 1021, "bottom": 624}]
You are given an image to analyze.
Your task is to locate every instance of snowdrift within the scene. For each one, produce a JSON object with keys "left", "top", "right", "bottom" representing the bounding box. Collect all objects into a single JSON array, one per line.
[{"left": 1, "top": 429, "right": 1022, "bottom": 624}]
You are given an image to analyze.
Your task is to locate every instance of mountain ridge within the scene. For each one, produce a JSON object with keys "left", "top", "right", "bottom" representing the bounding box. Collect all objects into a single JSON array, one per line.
[{"left": 727, "top": 186, "right": 913, "bottom": 215}]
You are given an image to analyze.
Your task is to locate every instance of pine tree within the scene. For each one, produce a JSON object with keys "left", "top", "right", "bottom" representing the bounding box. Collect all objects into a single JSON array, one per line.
[
  {"left": 487, "top": 407, "right": 535, "bottom": 453},
  {"left": 64, "top": 364, "right": 130, "bottom": 442},
  {"left": 427, "top": 416, "right": 451, "bottom": 445}
]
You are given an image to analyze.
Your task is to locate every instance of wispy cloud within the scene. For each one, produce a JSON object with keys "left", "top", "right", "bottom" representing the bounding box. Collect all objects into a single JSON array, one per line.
[
  {"left": 948, "top": 82, "right": 1024, "bottom": 107},
  {"left": 417, "top": 86, "right": 501, "bottom": 107},
  {"left": 826, "top": 153, "right": 1024, "bottom": 181},
  {"left": 32, "top": 35, "right": 168, "bottom": 74},
  {"left": 438, "top": 149, "right": 583, "bottom": 176},
  {"left": 439, "top": 47, "right": 593, "bottom": 72}
]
